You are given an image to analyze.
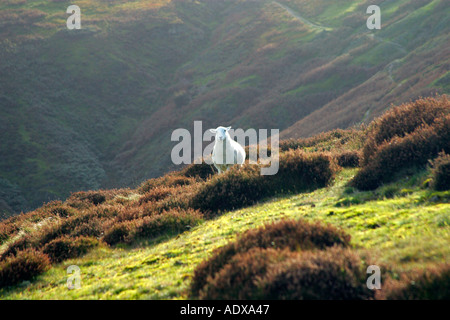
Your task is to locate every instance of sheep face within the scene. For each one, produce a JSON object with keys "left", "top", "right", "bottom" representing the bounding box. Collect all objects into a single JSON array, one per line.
[{"left": 210, "top": 126, "right": 231, "bottom": 142}]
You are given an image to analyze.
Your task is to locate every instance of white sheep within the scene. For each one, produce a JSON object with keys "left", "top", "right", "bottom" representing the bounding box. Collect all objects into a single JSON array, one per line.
[{"left": 210, "top": 126, "right": 246, "bottom": 173}]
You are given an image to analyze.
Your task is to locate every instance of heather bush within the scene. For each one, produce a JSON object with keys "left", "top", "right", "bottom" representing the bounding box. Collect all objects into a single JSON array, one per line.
[
  {"left": 268, "top": 150, "right": 335, "bottom": 192},
  {"left": 261, "top": 247, "right": 376, "bottom": 300},
  {"left": 191, "top": 151, "right": 335, "bottom": 214},
  {"left": 139, "top": 174, "right": 197, "bottom": 194},
  {"left": 335, "top": 150, "right": 361, "bottom": 168},
  {"left": 0, "top": 221, "right": 19, "bottom": 245},
  {"left": 190, "top": 219, "right": 350, "bottom": 297},
  {"left": 48, "top": 204, "right": 77, "bottom": 218},
  {"left": 68, "top": 191, "right": 107, "bottom": 206},
  {"left": 280, "top": 128, "right": 365, "bottom": 152},
  {"left": 352, "top": 114, "right": 450, "bottom": 190},
  {"left": 42, "top": 236, "right": 99, "bottom": 263},
  {"left": 70, "top": 218, "right": 104, "bottom": 238},
  {"left": 198, "top": 248, "right": 295, "bottom": 299},
  {"left": 361, "top": 96, "right": 449, "bottom": 166},
  {"left": 139, "top": 186, "right": 176, "bottom": 205},
  {"left": 104, "top": 208, "right": 203, "bottom": 245},
  {"left": 103, "top": 220, "right": 137, "bottom": 245},
  {"left": 152, "top": 182, "right": 202, "bottom": 213},
  {"left": 197, "top": 246, "right": 375, "bottom": 300},
  {"left": 181, "top": 161, "right": 216, "bottom": 180},
  {"left": 429, "top": 152, "right": 450, "bottom": 191},
  {"left": 190, "top": 165, "right": 266, "bottom": 214},
  {"left": 0, "top": 249, "right": 50, "bottom": 288},
  {"left": 114, "top": 205, "right": 145, "bottom": 222},
  {"left": 129, "top": 208, "right": 203, "bottom": 243},
  {"left": 379, "top": 264, "right": 450, "bottom": 300}
]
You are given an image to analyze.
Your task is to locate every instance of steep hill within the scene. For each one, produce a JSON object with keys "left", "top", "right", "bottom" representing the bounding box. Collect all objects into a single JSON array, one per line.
[
  {"left": 0, "top": 96, "right": 449, "bottom": 299},
  {"left": 0, "top": 0, "right": 449, "bottom": 216}
]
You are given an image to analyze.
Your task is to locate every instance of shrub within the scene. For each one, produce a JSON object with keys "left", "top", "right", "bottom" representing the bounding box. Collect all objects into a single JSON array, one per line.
[
  {"left": 260, "top": 247, "right": 376, "bottom": 300},
  {"left": 42, "top": 236, "right": 99, "bottom": 263},
  {"left": 0, "top": 249, "right": 51, "bottom": 288},
  {"left": 190, "top": 165, "right": 266, "bottom": 214},
  {"left": 181, "top": 161, "right": 216, "bottom": 180},
  {"left": 267, "top": 150, "right": 335, "bottom": 193},
  {"left": 280, "top": 128, "right": 364, "bottom": 152},
  {"left": 429, "top": 152, "right": 450, "bottom": 191},
  {"left": 190, "top": 219, "right": 350, "bottom": 297},
  {"left": 139, "top": 174, "right": 197, "bottom": 194},
  {"left": 68, "top": 191, "right": 107, "bottom": 206},
  {"left": 335, "top": 151, "right": 361, "bottom": 168},
  {"left": 352, "top": 114, "right": 450, "bottom": 190},
  {"left": 197, "top": 247, "right": 375, "bottom": 300},
  {"left": 0, "top": 233, "right": 35, "bottom": 261},
  {"left": 139, "top": 186, "right": 176, "bottom": 205},
  {"left": 0, "top": 221, "right": 19, "bottom": 245},
  {"left": 70, "top": 218, "right": 104, "bottom": 238},
  {"left": 129, "top": 208, "right": 203, "bottom": 242},
  {"left": 198, "top": 248, "right": 295, "bottom": 299},
  {"left": 47, "top": 203, "right": 77, "bottom": 218},
  {"left": 361, "top": 96, "right": 449, "bottom": 166},
  {"left": 103, "top": 220, "right": 137, "bottom": 245},
  {"left": 380, "top": 264, "right": 450, "bottom": 300},
  {"left": 191, "top": 151, "right": 335, "bottom": 214},
  {"left": 104, "top": 208, "right": 203, "bottom": 245}
]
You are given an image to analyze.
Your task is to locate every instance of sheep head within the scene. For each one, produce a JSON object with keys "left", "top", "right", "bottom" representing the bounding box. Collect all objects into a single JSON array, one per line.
[{"left": 210, "top": 126, "right": 231, "bottom": 141}]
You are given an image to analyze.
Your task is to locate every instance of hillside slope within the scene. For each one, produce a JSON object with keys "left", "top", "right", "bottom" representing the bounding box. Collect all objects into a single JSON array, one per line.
[
  {"left": 0, "top": 96, "right": 449, "bottom": 299},
  {"left": 1, "top": 0, "right": 449, "bottom": 216},
  {"left": 0, "top": 169, "right": 448, "bottom": 299}
]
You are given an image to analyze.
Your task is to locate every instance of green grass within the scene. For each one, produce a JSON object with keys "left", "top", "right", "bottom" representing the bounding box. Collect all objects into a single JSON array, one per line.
[{"left": 1, "top": 168, "right": 448, "bottom": 299}]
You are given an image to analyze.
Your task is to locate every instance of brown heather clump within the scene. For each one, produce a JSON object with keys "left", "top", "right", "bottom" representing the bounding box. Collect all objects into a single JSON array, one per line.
[
  {"left": 280, "top": 128, "right": 364, "bottom": 152},
  {"left": 270, "top": 150, "right": 335, "bottom": 192},
  {"left": 198, "top": 248, "right": 295, "bottom": 300},
  {"left": 102, "top": 220, "right": 137, "bottom": 245},
  {"left": 190, "top": 219, "right": 351, "bottom": 297},
  {"left": 191, "top": 151, "right": 335, "bottom": 215},
  {"left": 138, "top": 186, "right": 177, "bottom": 205},
  {"left": 233, "top": 219, "right": 351, "bottom": 252},
  {"left": 197, "top": 246, "right": 375, "bottom": 300},
  {"left": 0, "top": 233, "right": 35, "bottom": 261},
  {"left": 190, "top": 165, "right": 266, "bottom": 214},
  {"left": 429, "top": 152, "right": 450, "bottom": 191},
  {"left": 68, "top": 190, "right": 107, "bottom": 206},
  {"left": 138, "top": 174, "right": 197, "bottom": 194},
  {"left": 129, "top": 208, "right": 203, "bottom": 243},
  {"left": 181, "top": 161, "right": 216, "bottom": 180},
  {"left": 0, "top": 220, "right": 20, "bottom": 245},
  {"left": 103, "top": 208, "right": 203, "bottom": 245},
  {"left": 334, "top": 150, "right": 361, "bottom": 168},
  {"left": 42, "top": 236, "right": 100, "bottom": 263},
  {"left": 361, "top": 95, "right": 449, "bottom": 166},
  {"left": 260, "top": 247, "right": 375, "bottom": 300},
  {"left": 0, "top": 249, "right": 51, "bottom": 288},
  {"left": 378, "top": 264, "right": 450, "bottom": 300},
  {"left": 352, "top": 113, "right": 450, "bottom": 190}
]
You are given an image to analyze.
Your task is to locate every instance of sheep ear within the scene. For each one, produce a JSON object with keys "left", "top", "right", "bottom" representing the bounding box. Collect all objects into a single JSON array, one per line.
[
  {"left": 226, "top": 126, "right": 231, "bottom": 131},
  {"left": 210, "top": 129, "right": 217, "bottom": 133}
]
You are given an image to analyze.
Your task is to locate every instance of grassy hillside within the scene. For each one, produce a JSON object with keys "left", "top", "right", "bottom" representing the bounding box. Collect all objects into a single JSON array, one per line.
[
  {"left": 1, "top": 168, "right": 449, "bottom": 299},
  {"left": 0, "top": 96, "right": 448, "bottom": 299},
  {"left": 1, "top": 0, "right": 449, "bottom": 216}
]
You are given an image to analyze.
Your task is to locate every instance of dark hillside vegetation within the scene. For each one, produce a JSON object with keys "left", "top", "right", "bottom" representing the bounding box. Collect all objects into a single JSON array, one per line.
[{"left": 351, "top": 96, "right": 450, "bottom": 190}]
